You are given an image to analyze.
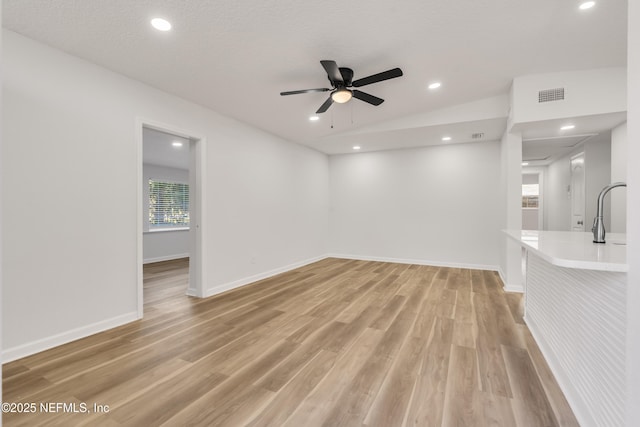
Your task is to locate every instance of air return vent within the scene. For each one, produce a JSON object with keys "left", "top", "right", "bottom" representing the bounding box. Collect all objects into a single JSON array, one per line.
[
  {"left": 471, "top": 132, "right": 484, "bottom": 139},
  {"left": 538, "top": 87, "right": 565, "bottom": 103}
]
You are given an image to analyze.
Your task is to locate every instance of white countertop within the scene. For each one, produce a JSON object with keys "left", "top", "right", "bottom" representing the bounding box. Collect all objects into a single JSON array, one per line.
[{"left": 504, "top": 230, "right": 628, "bottom": 272}]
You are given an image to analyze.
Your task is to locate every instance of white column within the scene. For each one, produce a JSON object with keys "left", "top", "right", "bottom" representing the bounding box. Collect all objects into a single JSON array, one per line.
[
  {"left": 626, "top": 1, "right": 640, "bottom": 426},
  {"left": 500, "top": 131, "right": 523, "bottom": 291}
]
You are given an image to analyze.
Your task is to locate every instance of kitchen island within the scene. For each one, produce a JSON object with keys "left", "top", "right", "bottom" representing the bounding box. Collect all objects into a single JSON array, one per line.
[{"left": 505, "top": 230, "right": 627, "bottom": 427}]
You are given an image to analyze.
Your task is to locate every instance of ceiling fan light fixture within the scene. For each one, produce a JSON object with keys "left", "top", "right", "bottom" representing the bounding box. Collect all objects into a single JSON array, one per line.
[{"left": 331, "top": 89, "right": 353, "bottom": 104}]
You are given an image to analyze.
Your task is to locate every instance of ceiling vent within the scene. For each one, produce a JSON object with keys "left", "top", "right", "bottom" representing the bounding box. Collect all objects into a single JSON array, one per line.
[
  {"left": 471, "top": 132, "right": 484, "bottom": 139},
  {"left": 538, "top": 87, "right": 565, "bottom": 103}
]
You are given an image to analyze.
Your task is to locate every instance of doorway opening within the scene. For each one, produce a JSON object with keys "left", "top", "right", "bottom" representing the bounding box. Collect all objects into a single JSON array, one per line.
[
  {"left": 522, "top": 172, "right": 543, "bottom": 230},
  {"left": 137, "top": 120, "right": 206, "bottom": 318},
  {"left": 570, "top": 152, "right": 586, "bottom": 231}
]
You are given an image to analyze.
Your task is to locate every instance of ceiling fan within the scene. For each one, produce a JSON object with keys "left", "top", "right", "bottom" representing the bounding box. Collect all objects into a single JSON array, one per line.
[{"left": 280, "top": 60, "right": 403, "bottom": 114}]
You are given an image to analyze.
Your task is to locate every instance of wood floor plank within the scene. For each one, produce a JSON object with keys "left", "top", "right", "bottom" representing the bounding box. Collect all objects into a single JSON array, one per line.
[
  {"left": 319, "top": 307, "right": 417, "bottom": 426},
  {"left": 452, "top": 321, "right": 476, "bottom": 348},
  {"left": 163, "top": 340, "right": 297, "bottom": 426},
  {"left": 505, "top": 292, "right": 526, "bottom": 325},
  {"left": 503, "top": 345, "right": 560, "bottom": 427},
  {"left": 73, "top": 358, "right": 194, "bottom": 425},
  {"left": 442, "top": 345, "right": 480, "bottom": 427},
  {"left": 404, "top": 316, "right": 453, "bottom": 427},
  {"left": 283, "top": 328, "right": 384, "bottom": 426},
  {"left": 369, "top": 294, "right": 406, "bottom": 330},
  {"left": 364, "top": 336, "right": 426, "bottom": 427},
  {"left": 247, "top": 350, "right": 337, "bottom": 427},
  {"left": 2, "top": 258, "right": 579, "bottom": 427},
  {"left": 110, "top": 371, "right": 228, "bottom": 426},
  {"left": 522, "top": 328, "right": 580, "bottom": 427},
  {"left": 471, "top": 269, "right": 489, "bottom": 294},
  {"left": 474, "top": 292, "right": 515, "bottom": 398}
]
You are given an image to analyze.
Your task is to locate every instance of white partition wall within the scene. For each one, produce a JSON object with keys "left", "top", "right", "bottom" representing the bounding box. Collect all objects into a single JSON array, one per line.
[{"left": 1, "top": 30, "right": 329, "bottom": 361}]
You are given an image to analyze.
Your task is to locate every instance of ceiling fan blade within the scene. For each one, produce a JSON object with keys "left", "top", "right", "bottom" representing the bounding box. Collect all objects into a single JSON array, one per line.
[
  {"left": 280, "top": 88, "right": 330, "bottom": 96},
  {"left": 352, "top": 68, "right": 403, "bottom": 87},
  {"left": 320, "top": 60, "right": 344, "bottom": 86},
  {"left": 316, "top": 96, "right": 334, "bottom": 113},
  {"left": 352, "top": 90, "right": 384, "bottom": 106}
]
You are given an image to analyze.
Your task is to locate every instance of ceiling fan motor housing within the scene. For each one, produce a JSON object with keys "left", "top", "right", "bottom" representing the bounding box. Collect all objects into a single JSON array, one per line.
[{"left": 334, "top": 67, "right": 354, "bottom": 87}]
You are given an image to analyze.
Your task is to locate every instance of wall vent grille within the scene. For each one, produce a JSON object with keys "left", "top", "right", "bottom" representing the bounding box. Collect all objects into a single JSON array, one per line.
[
  {"left": 538, "top": 87, "right": 565, "bottom": 103},
  {"left": 471, "top": 132, "right": 484, "bottom": 139}
]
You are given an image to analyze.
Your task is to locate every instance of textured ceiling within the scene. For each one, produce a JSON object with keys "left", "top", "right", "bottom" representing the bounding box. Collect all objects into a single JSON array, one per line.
[{"left": 2, "top": 0, "right": 628, "bottom": 153}]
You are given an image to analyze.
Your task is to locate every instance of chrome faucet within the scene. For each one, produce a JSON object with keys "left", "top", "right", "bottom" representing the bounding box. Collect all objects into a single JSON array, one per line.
[{"left": 592, "top": 182, "right": 627, "bottom": 243}]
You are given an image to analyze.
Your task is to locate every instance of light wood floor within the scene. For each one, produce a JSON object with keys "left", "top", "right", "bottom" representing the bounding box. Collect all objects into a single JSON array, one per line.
[{"left": 3, "top": 258, "right": 579, "bottom": 426}]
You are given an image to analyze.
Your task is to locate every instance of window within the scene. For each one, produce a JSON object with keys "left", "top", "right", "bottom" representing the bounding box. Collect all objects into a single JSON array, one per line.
[
  {"left": 148, "top": 179, "right": 189, "bottom": 229},
  {"left": 522, "top": 183, "right": 539, "bottom": 208}
]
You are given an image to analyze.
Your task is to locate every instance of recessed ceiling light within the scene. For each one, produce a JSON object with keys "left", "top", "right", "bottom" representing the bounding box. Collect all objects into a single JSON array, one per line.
[
  {"left": 428, "top": 82, "right": 442, "bottom": 90},
  {"left": 522, "top": 162, "right": 530, "bottom": 166},
  {"left": 560, "top": 124, "right": 575, "bottom": 130},
  {"left": 172, "top": 141, "right": 183, "bottom": 147},
  {"left": 579, "top": 1, "right": 595, "bottom": 10},
  {"left": 309, "top": 116, "right": 320, "bottom": 121},
  {"left": 151, "top": 18, "right": 172, "bottom": 31},
  {"left": 442, "top": 136, "right": 452, "bottom": 141},
  {"left": 353, "top": 146, "right": 361, "bottom": 150}
]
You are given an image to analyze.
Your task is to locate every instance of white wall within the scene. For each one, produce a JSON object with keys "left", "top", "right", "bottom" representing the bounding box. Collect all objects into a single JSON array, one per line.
[
  {"left": 611, "top": 122, "right": 627, "bottom": 232},
  {"left": 1, "top": 30, "right": 329, "bottom": 360},
  {"left": 584, "top": 136, "right": 612, "bottom": 231},
  {"left": 329, "top": 141, "right": 501, "bottom": 270},
  {"left": 544, "top": 137, "right": 612, "bottom": 232},
  {"left": 510, "top": 68, "right": 627, "bottom": 127},
  {"left": 142, "top": 163, "right": 189, "bottom": 263},
  {"left": 626, "top": 2, "right": 640, "bottom": 425},
  {"left": 545, "top": 152, "right": 572, "bottom": 231}
]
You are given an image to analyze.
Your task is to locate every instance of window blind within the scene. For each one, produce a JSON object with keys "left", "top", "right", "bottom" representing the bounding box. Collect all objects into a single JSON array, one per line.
[{"left": 148, "top": 179, "right": 190, "bottom": 229}]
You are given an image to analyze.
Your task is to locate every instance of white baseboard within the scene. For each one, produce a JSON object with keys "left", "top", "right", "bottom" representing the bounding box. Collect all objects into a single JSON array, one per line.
[
  {"left": 143, "top": 253, "right": 189, "bottom": 264},
  {"left": 2, "top": 311, "right": 139, "bottom": 364},
  {"left": 525, "top": 315, "right": 593, "bottom": 427},
  {"left": 498, "top": 267, "right": 524, "bottom": 293},
  {"left": 329, "top": 253, "right": 499, "bottom": 272},
  {"left": 503, "top": 283, "right": 524, "bottom": 293},
  {"left": 203, "top": 254, "right": 330, "bottom": 298}
]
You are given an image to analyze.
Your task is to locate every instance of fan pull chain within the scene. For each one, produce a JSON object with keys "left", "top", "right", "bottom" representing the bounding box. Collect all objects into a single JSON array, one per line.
[
  {"left": 351, "top": 103, "right": 354, "bottom": 125},
  {"left": 331, "top": 110, "right": 334, "bottom": 129}
]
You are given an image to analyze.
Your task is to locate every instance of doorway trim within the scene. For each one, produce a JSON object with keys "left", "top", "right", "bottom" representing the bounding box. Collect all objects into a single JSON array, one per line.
[{"left": 135, "top": 118, "right": 207, "bottom": 318}]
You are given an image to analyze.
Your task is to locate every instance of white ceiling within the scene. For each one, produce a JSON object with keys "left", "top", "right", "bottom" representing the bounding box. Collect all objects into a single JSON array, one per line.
[
  {"left": 143, "top": 127, "right": 190, "bottom": 169},
  {"left": 2, "top": 0, "right": 628, "bottom": 154}
]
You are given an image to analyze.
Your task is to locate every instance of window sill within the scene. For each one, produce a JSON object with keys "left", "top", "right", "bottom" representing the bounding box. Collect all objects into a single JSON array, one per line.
[{"left": 144, "top": 227, "right": 190, "bottom": 234}]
